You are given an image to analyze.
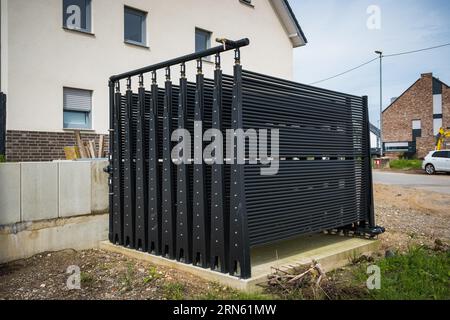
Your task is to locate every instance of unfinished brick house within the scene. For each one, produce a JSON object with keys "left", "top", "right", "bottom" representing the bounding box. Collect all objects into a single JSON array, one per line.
[{"left": 382, "top": 73, "right": 450, "bottom": 159}]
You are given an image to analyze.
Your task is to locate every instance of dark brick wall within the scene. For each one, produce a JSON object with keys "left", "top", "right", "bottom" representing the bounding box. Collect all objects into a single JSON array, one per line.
[{"left": 6, "top": 130, "right": 110, "bottom": 162}]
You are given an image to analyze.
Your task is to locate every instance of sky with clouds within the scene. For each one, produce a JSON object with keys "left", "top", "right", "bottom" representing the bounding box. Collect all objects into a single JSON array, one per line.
[{"left": 289, "top": 0, "right": 450, "bottom": 127}]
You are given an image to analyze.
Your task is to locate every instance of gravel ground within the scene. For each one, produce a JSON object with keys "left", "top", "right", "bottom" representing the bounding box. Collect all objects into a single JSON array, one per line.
[
  {"left": 0, "top": 183, "right": 448, "bottom": 300},
  {"left": 374, "top": 184, "right": 450, "bottom": 251}
]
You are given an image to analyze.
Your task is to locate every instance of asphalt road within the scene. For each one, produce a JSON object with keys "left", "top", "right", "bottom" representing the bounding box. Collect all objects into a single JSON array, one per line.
[{"left": 373, "top": 170, "right": 450, "bottom": 194}]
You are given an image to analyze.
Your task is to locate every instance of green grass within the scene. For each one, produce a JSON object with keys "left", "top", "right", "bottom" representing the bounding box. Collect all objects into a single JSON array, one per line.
[
  {"left": 195, "top": 283, "right": 273, "bottom": 300},
  {"left": 353, "top": 247, "right": 449, "bottom": 300},
  {"left": 389, "top": 159, "right": 422, "bottom": 170},
  {"left": 0, "top": 155, "right": 5, "bottom": 163},
  {"left": 163, "top": 282, "right": 186, "bottom": 300},
  {"left": 143, "top": 266, "right": 163, "bottom": 284},
  {"left": 80, "top": 272, "right": 95, "bottom": 285},
  {"left": 196, "top": 247, "right": 449, "bottom": 300},
  {"left": 120, "top": 263, "right": 135, "bottom": 292}
]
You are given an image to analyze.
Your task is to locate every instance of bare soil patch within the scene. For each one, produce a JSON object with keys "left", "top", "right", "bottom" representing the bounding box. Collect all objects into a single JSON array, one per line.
[{"left": 0, "top": 249, "right": 237, "bottom": 300}]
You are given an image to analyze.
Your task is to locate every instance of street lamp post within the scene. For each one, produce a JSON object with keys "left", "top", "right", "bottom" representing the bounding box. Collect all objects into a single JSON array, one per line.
[{"left": 375, "top": 50, "right": 383, "bottom": 157}]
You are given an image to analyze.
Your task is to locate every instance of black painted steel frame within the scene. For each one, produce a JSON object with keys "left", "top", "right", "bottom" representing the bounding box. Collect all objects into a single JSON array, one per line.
[
  {"left": 210, "top": 56, "right": 228, "bottom": 272},
  {"left": 0, "top": 93, "right": 6, "bottom": 157},
  {"left": 108, "top": 38, "right": 378, "bottom": 279}
]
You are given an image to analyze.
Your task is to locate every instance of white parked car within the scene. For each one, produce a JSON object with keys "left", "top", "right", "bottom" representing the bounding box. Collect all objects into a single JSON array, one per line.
[{"left": 422, "top": 150, "right": 450, "bottom": 175}]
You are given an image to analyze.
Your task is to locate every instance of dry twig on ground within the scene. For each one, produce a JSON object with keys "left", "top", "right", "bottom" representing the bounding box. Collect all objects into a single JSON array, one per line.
[{"left": 264, "top": 260, "right": 327, "bottom": 298}]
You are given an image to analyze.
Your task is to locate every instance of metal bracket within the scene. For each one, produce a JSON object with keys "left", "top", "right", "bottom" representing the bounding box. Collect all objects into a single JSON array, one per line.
[{"left": 332, "top": 225, "right": 386, "bottom": 239}]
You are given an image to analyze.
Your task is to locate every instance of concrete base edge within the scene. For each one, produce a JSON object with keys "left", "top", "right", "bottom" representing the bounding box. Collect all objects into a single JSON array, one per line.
[{"left": 100, "top": 236, "right": 380, "bottom": 292}]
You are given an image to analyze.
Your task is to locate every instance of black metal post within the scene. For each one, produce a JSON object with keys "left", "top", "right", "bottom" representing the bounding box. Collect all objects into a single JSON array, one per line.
[
  {"left": 362, "top": 96, "right": 375, "bottom": 228},
  {"left": 176, "top": 63, "right": 192, "bottom": 263},
  {"left": 192, "top": 60, "right": 209, "bottom": 268},
  {"left": 0, "top": 93, "right": 6, "bottom": 158},
  {"left": 229, "top": 50, "right": 251, "bottom": 279},
  {"left": 148, "top": 72, "right": 161, "bottom": 255},
  {"left": 210, "top": 54, "right": 227, "bottom": 272},
  {"left": 123, "top": 78, "right": 135, "bottom": 248},
  {"left": 135, "top": 75, "right": 147, "bottom": 251},
  {"left": 161, "top": 68, "right": 176, "bottom": 259},
  {"left": 112, "top": 82, "right": 123, "bottom": 245},
  {"left": 108, "top": 82, "right": 114, "bottom": 242}
]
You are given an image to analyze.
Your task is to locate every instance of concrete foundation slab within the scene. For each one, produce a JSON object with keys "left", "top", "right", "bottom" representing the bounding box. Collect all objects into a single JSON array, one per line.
[
  {"left": 0, "top": 163, "right": 21, "bottom": 225},
  {"left": 0, "top": 214, "right": 109, "bottom": 264},
  {"left": 100, "top": 234, "right": 379, "bottom": 292}
]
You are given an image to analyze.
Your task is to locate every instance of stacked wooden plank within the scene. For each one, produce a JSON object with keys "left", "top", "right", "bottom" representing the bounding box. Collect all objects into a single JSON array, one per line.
[{"left": 64, "top": 130, "right": 105, "bottom": 160}]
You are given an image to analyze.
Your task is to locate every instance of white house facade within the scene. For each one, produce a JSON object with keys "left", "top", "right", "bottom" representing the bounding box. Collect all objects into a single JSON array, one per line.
[{"left": 0, "top": 0, "right": 306, "bottom": 161}]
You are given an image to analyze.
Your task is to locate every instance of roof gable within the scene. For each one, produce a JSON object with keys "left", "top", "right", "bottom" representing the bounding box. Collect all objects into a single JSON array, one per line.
[
  {"left": 382, "top": 75, "right": 449, "bottom": 114},
  {"left": 382, "top": 79, "right": 421, "bottom": 114},
  {"left": 269, "top": 0, "right": 308, "bottom": 48}
]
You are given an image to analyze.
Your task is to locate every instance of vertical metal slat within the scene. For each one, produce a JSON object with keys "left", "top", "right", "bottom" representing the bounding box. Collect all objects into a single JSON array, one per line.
[
  {"left": 108, "top": 82, "right": 114, "bottom": 242},
  {"left": 176, "top": 72, "right": 192, "bottom": 263},
  {"left": 363, "top": 96, "right": 375, "bottom": 227},
  {"left": 123, "top": 83, "right": 135, "bottom": 248},
  {"left": 135, "top": 81, "right": 147, "bottom": 251},
  {"left": 161, "top": 73, "right": 176, "bottom": 259},
  {"left": 148, "top": 79, "right": 161, "bottom": 255},
  {"left": 210, "top": 62, "right": 227, "bottom": 272},
  {"left": 229, "top": 60, "right": 251, "bottom": 279},
  {"left": 112, "top": 84, "right": 123, "bottom": 245},
  {"left": 192, "top": 68, "right": 209, "bottom": 268}
]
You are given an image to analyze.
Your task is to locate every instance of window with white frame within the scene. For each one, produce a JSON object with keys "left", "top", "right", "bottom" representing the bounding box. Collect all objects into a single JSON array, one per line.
[
  {"left": 384, "top": 142, "right": 409, "bottom": 152},
  {"left": 412, "top": 120, "right": 421, "bottom": 130},
  {"left": 63, "top": 88, "right": 92, "bottom": 129},
  {"left": 434, "top": 118, "right": 443, "bottom": 136},
  {"left": 433, "top": 94, "right": 443, "bottom": 114},
  {"left": 63, "top": 0, "right": 92, "bottom": 32},
  {"left": 433, "top": 93, "right": 443, "bottom": 135},
  {"left": 124, "top": 7, "right": 147, "bottom": 46},
  {"left": 412, "top": 120, "right": 422, "bottom": 139}
]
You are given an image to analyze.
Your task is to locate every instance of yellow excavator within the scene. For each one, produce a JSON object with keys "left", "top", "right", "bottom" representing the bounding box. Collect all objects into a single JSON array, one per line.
[{"left": 436, "top": 127, "right": 450, "bottom": 150}]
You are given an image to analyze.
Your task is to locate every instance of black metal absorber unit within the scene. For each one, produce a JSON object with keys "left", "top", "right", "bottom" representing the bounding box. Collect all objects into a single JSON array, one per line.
[{"left": 107, "top": 38, "right": 383, "bottom": 279}]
